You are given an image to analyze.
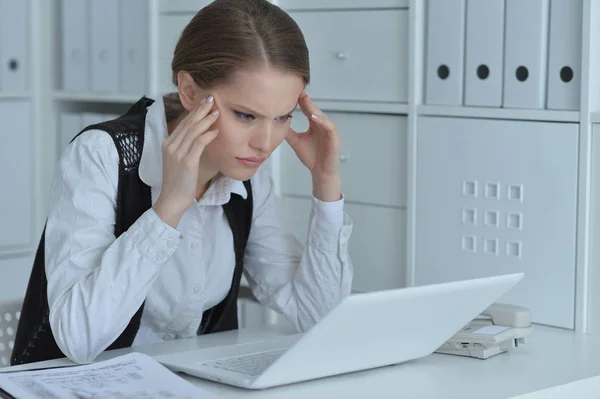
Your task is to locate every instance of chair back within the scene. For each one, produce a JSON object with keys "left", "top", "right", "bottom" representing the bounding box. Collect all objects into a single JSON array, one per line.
[{"left": 0, "top": 298, "right": 22, "bottom": 368}]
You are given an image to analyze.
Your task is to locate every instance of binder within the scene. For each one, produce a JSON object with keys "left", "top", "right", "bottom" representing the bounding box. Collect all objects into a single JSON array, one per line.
[
  {"left": 546, "top": 0, "right": 582, "bottom": 110},
  {"left": 503, "top": 0, "right": 549, "bottom": 109},
  {"left": 90, "top": 0, "right": 120, "bottom": 93},
  {"left": 58, "top": 112, "right": 83, "bottom": 153},
  {"left": 0, "top": 0, "right": 29, "bottom": 92},
  {"left": 464, "top": 0, "right": 505, "bottom": 107},
  {"left": 120, "top": 0, "right": 148, "bottom": 94},
  {"left": 424, "top": 0, "right": 466, "bottom": 105},
  {"left": 61, "top": 0, "right": 89, "bottom": 92}
]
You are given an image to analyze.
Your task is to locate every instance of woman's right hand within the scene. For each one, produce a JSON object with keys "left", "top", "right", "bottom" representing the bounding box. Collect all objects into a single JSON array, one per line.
[{"left": 153, "top": 95, "right": 220, "bottom": 228}]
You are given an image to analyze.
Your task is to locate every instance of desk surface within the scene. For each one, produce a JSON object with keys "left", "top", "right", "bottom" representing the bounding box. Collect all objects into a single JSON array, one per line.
[{"left": 4, "top": 323, "right": 600, "bottom": 399}]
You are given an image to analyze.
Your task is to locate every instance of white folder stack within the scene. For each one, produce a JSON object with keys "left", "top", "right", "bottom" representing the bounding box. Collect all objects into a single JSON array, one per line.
[
  {"left": 61, "top": 0, "right": 89, "bottom": 92},
  {"left": 0, "top": 0, "right": 29, "bottom": 92},
  {"left": 424, "top": 0, "right": 583, "bottom": 111},
  {"left": 61, "top": 0, "right": 149, "bottom": 95},
  {"left": 89, "top": 0, "right": 120, "bottom": 93},
  {"left": 120, "top": 0, "right": 149, "bottom": 94}
]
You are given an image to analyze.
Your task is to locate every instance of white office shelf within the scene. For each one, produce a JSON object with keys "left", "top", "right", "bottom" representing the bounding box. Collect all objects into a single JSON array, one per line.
[
  {"left": 0, "top": 92, "right": 31, "bottom": 100},
  {"left": 311, "top": 100, "right": 409, "bottom": 115},
  {"left": 0, "top": 247, "right": 33, "bottom": 260},
  {"left": 161, "top": 0, "right": 410, "bottom": 13},
  {"left": 53, "top": 92, "right": 142, "bottom": 104},
  {"left": 590, "top": 112, "right": 600, "bottom": 124},
  {"left": 417, "top": 105, "right": 580, "bottom": 123}
]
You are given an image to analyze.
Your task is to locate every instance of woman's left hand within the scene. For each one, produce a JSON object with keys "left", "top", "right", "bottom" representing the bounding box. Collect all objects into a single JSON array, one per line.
[{"left": 285, "top": 92, "right": 342, "bottom": 202}]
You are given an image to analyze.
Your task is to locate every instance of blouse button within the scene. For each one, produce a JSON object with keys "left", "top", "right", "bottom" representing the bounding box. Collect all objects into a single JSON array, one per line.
[{"left": 191, "top": 241, "right": 200, "bottom": 250}]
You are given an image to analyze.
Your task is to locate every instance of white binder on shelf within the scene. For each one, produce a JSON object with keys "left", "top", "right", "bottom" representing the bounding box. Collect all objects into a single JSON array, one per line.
[
  {"left": 120, "top": 0, "right": 148, "bottom": 94},
  {"left": 502, "top": 0, "right": 549, "bottom": 109},
  {"left": 90, "top": 0, "right": 120, "bottom": 93},
  {"left": 546, "top": 0, "right": 582, "bottom": 111},
  {"left": 58, "top": 112, "right": 83, "bottom": 154},
  {"left": 464, "top": 0, "right": 505, "bottom": 107},
  {"left": 0, "top": 0, "right": 29, "bottom": 92},
  {"left": 61, "top": 0, "right": 89, "bottom": 92},
  {"left": 424, "top": 0, "right": 466, "bottom": 106}
]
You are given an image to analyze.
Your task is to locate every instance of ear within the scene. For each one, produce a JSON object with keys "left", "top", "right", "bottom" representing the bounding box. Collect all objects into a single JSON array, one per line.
[{"left": 177, "top": 71, "right": 200, "bottom": 111}]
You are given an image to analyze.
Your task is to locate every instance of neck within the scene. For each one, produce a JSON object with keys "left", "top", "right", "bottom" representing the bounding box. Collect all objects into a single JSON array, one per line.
[{"left": 195, "top": 160, "right": 219, "bottom": 201}]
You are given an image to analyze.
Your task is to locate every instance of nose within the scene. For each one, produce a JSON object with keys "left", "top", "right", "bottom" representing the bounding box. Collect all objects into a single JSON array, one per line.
[{"left": 250, "top": 122, "right": 273, "bottom": 153}]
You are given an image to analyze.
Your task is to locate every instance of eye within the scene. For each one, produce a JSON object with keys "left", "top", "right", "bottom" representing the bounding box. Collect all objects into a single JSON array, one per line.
[
  {"left": 234, "top": 111, "right": 255, "bottom": 121},
  {"left": 276, "top": 114, "right": 293, "bottom": 122}
]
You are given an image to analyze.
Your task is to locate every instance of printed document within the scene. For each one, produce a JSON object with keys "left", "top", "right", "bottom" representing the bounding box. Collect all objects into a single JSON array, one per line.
[{"left": 0, "top": 352, "right": 222, "bottom": 399}]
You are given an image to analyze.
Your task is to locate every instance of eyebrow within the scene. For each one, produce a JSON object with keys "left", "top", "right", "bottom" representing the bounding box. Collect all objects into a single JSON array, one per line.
[{"left": 229, "top": 103, "right": 297, "bottom": 118}]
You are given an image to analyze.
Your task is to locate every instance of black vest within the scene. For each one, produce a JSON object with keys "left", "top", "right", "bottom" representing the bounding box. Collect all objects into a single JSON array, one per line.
[{"left": 11, "top": 97, "right": 253, "bottom": 366}]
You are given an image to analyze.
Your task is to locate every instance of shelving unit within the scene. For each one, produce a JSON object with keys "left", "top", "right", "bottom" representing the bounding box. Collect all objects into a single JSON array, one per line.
[
  {"left": 590, "top": 112, "right": 600, "bottom": 124},
  {"left": 408, "top": 0, "right": 600, "bottom": 334},
  {"left": 1, "top": 0, "right": 600, "bottom": 334},
  {"left": 53, "top": 92, "right": 142, "bottom": 104},
  {"left": 418, "top": 105, "right": 580, "bottom": 123},
  {"left": 0, "top": 1, "right": 32, "bottom": 258},
  {"left": 0, "top": 93, "right": 32, "bottom": 100},
  {"left": 310, "top": 100, "right": 409, "bottom": 115}
]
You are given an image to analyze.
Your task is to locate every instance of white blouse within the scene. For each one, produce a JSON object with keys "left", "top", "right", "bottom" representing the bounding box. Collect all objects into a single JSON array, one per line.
[{"left": 44, "top": 96, "right": 354, "bottom": 364}]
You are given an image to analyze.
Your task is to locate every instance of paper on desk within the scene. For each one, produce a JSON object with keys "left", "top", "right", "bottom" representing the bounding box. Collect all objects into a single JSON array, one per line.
[{"left": 0, "top": 352, "right": 222, "bottom": 399}]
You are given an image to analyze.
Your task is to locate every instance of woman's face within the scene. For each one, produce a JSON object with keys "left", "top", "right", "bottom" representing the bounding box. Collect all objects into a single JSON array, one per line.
[{"left": 202, "top": 66, "right": 305, "bottom": 182}]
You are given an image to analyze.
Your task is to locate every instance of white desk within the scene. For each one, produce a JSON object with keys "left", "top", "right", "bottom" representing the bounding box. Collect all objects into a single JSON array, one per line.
[{"left": 4, "top": 323, "right": 600, "bottom": 398}]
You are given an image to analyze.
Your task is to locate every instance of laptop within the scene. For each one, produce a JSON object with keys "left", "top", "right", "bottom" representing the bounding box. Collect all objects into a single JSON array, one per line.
[{"left": 154, "top": 273, "right": 524, "bottom": 389}]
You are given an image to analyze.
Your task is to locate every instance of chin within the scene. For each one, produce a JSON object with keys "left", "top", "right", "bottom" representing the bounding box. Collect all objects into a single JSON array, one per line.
[{"left": 221, "top": 165, "right": 261, "bottom": 182}]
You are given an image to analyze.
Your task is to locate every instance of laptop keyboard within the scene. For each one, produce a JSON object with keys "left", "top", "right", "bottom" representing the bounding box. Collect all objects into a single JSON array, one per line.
[{"left": 203, "top": 349, "right": 285, "bottom": 376}]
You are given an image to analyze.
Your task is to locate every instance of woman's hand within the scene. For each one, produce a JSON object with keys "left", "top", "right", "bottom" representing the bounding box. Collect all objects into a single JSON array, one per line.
[
  {"left": 153, "top": 95, "right": 220, "bottom": 228},
  {"left": 285, "top": 92, "right": 342, "bottom": 202}
]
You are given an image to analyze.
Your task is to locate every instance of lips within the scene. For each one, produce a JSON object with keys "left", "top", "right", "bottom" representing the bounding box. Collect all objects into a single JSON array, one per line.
[
  {"left": 238, "top": 157, "right": 265, "bottom": 162},
  {"left": 236, "top": 157, "right": 265, "bottom": 167}
]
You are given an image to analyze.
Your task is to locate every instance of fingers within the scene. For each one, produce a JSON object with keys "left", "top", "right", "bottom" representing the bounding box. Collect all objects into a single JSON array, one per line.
[
  {"left": 285, "top": 127, "right": 300, "bottom": 148},
  {"left": 178, "top": 108, "right": 220, "bottom": 155},
  {"left": 298, "top": 91, "right": 326, "bottom": 121},
  {"left": 163, "top": 94, "right": 220, "bottom": 159},
  {"left": 298, "top": 91, "right": 337, "bottom": 134},
  {"left": 186, "top": 129, "right": 219, "bottom": 170},
  {"left": 186, "top": 95, "right": 217, "bottom": 125},
  {"left": 310, "top": 111, "right": 337, "bottom": 135},
  {"left": 167, "top": 94, "right": 216, "bottom": 148},
  {"left": 295, "top": 91, "right": 338, "bottom": 138},
  {"left": 297, "top": 91, "right": 313, "bottom": 119}
]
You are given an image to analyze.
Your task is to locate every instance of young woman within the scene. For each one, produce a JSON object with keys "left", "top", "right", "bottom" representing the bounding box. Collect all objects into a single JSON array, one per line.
[{"left": 11, "top": 0, "right": 353, "bottom": 365}]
